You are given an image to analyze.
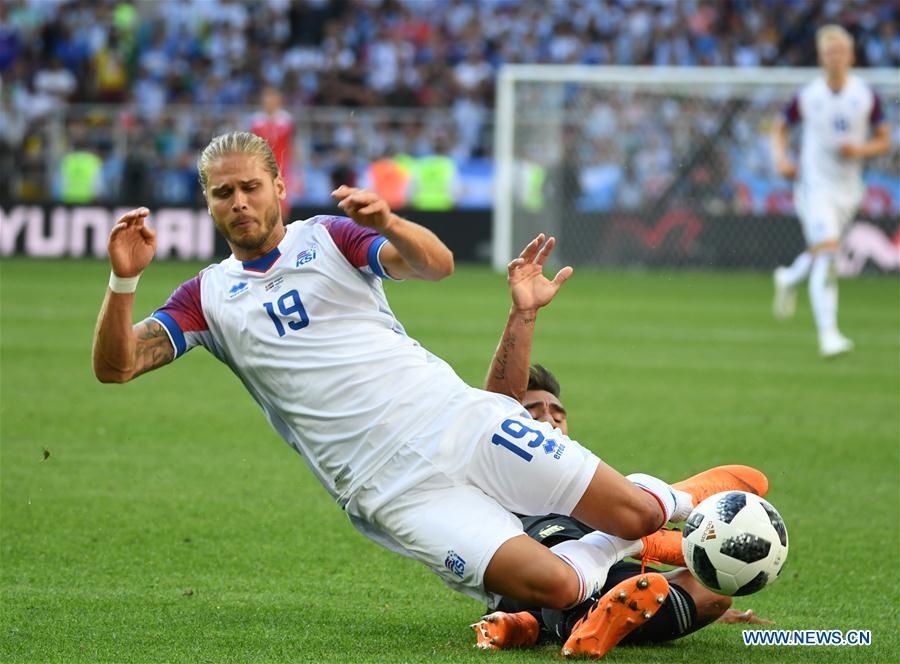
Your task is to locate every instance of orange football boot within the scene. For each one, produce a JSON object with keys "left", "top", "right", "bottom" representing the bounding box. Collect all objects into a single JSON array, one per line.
[
  {"left": 471, "top": 611, "right": 540, "bottom": 650},
  {"left": 562, "top": 573, "right": 670, "bottom": 659},
  {"left": 672, "top": 464, "right": 769, "bottom": 507},
  {"left": 640, "top": 528, "right": 685, "bottom": 568}
]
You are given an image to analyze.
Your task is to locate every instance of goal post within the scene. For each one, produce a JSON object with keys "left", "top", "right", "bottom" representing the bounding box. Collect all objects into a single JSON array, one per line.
[{"left": 492, "top": 65, "right": 899, "bottom": 272}]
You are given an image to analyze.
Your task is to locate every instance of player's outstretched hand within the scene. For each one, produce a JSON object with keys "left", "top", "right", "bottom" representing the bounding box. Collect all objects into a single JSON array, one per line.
[
  {"left": 332, "top": 186, "right": 393, "bottom": 232},
  {"left": 108, "top": 207, "right": 156, "bottom": 278},
  {"left": 775, "top": 157, "right": 797, "bottom": 180},
  {"left": 507, "top": 234, "right": 573, "bottom": 313},
  {"left": 716, "top": 609, "right": 775, "bottom": 625}
]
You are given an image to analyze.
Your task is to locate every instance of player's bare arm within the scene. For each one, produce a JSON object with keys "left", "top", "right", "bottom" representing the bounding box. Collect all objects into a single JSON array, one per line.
[
  {"left": 485, "top": 234, "right": 572, "bottom": 400},
  {"left": 716, "top": 608, "right": 775, "bottom": 625},
  {"left": 770, "top": 117, "right": 797, "bottom": 179},
  {"left": 331, "top": 185, "right": 454, "bottom": 280},
  {"left": 840, "top": 122, "right": 891, "bottom": 159},
  {"left": 93, "top": 208, "right": 172, "bottom": 383}
]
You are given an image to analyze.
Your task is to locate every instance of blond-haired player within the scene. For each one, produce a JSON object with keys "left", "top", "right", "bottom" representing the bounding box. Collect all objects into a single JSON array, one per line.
[
  {"left": 93, "top": 132, "right": 767, "bottom": 659},
  {"left": 771, "top": 25, "right": 891, "bottom": 357}
]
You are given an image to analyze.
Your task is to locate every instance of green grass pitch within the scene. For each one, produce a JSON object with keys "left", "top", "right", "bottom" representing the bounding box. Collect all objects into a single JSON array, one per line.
[{"left": 1, "top": 258, "right": 897, "bottom": 663}]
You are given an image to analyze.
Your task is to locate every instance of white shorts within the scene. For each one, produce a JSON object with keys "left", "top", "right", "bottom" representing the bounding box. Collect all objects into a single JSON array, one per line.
[
  {"left": 794, "top": 183, "right": 862, "bottom": 246},
  {"left": 345, "top": 411, "right": 600, "bottom": 604}
]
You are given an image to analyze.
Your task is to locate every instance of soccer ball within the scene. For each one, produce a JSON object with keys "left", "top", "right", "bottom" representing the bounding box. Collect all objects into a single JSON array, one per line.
[{"left": 681, "top": 491, "right": 789, "bottom": 596}]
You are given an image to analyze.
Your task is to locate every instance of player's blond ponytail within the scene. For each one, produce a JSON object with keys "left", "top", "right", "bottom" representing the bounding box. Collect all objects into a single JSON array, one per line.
[{"left": 197, "top": 131, "right": 280, "bottom": 191}]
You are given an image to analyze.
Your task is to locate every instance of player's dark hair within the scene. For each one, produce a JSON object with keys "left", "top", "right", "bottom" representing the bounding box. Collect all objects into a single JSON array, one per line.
[
  {"left": 527, "top": 364, "right": 560, "bottom": 398},
  {"left": 197, "top": 131, "right": 280, "bottom": 191}
]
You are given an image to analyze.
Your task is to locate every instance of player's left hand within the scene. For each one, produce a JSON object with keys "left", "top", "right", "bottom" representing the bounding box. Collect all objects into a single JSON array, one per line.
[
  {"left": 839, "top": 143, "right": 863, "bottom": 158},
  {"left": 332, "top": 186, "right": 394, "bottom": 233},
  {"left": 716, "top": 609, "right": 775, "bottom": 625}
]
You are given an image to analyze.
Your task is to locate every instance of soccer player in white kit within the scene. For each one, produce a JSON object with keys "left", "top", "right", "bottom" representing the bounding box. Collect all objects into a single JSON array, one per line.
[
  {"left": 771, "top": 25, "right": 891, "bottom": 357},
  {"left": 92, "top": 131, "right": 765, "bottom": 657}
]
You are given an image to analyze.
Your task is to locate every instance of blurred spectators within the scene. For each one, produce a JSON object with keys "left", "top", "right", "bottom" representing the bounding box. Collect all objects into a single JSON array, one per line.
[{"left": 1, "top": 0, "right": 897, "bottom": 209}]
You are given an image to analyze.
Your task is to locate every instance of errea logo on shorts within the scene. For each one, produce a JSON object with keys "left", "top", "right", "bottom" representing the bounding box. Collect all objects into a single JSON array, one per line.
[{"left": 444, "top": 550, "right": 466, "bottom": 578}]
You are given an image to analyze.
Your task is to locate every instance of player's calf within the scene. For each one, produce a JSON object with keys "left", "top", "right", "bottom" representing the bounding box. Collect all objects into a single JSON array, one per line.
[
  {"left": 483, "top": 534, "right": 583, "bottom": 609},
  {"left": 573, "top": 466, "right": 691, "bottom": 540}
]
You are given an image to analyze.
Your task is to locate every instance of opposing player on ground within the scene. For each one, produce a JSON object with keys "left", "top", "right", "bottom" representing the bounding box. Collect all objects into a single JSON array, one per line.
[
  {"left": 92, "top": 132, "right": 766, "bottom": 658},
  {"left": 473, "top": 237, "right": 773, "bottom": 655},
  {"left": 771, "top": 25, "right": 891, "bottom": 357},
  {"left": 474, "top": 514, "right": 774, "bottom": 654}
]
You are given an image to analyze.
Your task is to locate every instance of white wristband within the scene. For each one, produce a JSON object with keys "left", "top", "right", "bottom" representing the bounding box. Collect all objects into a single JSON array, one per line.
[{"left": 109, "top": 271, "right": 141, "bottom": 294}]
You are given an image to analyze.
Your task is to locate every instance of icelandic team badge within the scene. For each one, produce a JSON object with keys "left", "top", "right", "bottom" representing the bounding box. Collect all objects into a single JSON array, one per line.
[
  {"left": 444, "top": 550, "right": 466, "bottom": 578},
  {"left": 296, "top": 244, "right": 318, "bottom": 267}
]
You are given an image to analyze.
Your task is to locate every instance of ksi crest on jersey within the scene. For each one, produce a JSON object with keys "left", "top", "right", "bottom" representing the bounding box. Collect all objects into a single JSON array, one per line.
[{"left": 296, "top": 244, "right": 318, "bottom": 267}]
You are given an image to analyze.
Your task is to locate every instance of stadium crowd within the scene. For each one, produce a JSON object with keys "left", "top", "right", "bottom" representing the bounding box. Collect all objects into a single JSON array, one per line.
[{"left": 1, "top": 0, "right": 898, "bottom": 208}]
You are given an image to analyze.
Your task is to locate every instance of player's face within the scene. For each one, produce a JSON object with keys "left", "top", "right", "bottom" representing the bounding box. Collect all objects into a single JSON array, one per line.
[
  {"left": 262, "top": 88, "right": 282, "bottom": 114},
  {"left": 205, "top": 153, "right": 286, "bottom": 259},
  {"left": 819, "top": 38, "right": 853, "bottom": 77},
  {"left": 522, "top": 389, "right": 568, "bottom": 435}
]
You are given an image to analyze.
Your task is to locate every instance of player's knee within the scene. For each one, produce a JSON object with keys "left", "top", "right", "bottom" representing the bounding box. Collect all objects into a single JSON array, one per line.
[
  {"left": 616, "top": 498, "right": 663, "bottom": 540},
  {"left": 596, "top": 510, "right": 657, "bottom": 541},
  {"left": 810, "top": 240, "right": 839, "bottom": 255},
  {"left": 527, "top": 563, "right": 581, "bottom": 609},
  {"left": 637, "top": 501, "right": 665, "bottom": 536},
  {"left": 520, "top": 563, "right": 581, "bottom": 609}
]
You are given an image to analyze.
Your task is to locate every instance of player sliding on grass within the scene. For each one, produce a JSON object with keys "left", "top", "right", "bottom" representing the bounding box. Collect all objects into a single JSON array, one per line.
[
  {"left": 471, "top": 236, "right": 773, "bottom": 654},
  {"left": 92, "top": 131, "right": 767, "bottom": 659}
]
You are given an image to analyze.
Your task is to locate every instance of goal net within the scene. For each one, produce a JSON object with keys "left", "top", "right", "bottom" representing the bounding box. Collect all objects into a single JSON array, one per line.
[{"left": 492, "top": 66, "right": 899, "bottom": 273}]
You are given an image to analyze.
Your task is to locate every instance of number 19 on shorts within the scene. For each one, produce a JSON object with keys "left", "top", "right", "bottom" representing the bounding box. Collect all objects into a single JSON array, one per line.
[{"left": 491, "top": 418, "right": 548, "bottom": 462}]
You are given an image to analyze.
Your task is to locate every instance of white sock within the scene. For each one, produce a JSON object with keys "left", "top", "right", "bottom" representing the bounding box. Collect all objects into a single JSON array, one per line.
[
  {"left": 670, "top": 489, "right": 695, "bottom": 521},
  {"left": 551, "top": 532, "right": 642, "bottom": 606},
  {"left": 782, "top": 251, "right": 812, "bottom": 287},
  {"left": 809, "top": 252, "right": 838, "bottom": 334},
  {"left": 626, "top": 473, "right": 694, "bottom": 523}
]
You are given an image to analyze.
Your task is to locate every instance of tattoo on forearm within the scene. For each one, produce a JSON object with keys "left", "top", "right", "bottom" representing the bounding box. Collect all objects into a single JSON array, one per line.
[
  {"left": 492, "top": 333, "right": 517, "bottom": 380},
  {"left": 137, "top": 321, "right": 167, "bottom": 341},
  {"left": 133, "top": 319, "right": 174, "bottom": 377}
]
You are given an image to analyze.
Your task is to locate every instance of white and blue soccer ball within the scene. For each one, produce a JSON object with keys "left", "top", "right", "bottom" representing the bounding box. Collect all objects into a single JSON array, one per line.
[{"left": 681, "top": 491, "right": 789, "bottom": 596}]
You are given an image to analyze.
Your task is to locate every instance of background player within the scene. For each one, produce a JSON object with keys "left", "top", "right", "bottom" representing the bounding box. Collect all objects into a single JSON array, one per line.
[
  {"left": 771, "top": 24, "right": 891, "bottom": 357},
  {"left": 249, "top": 86, "right": 295, "bottom": 215},
  {"left": 474, "top": 236, "right": 773, "bottom": 652},
  {"left": 92, "top": 132, "right": 765, "bottom": 659}
]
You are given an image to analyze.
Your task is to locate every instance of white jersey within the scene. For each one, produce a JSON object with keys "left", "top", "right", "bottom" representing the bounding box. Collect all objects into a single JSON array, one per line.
[
  {"left": 151, "top": 216, "right": 520, "bottom": 505},
  {"left": 785, "top": 74, "right": 884, "bottom": 204}
]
